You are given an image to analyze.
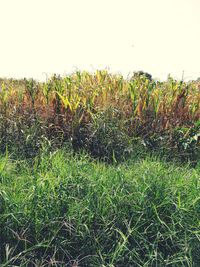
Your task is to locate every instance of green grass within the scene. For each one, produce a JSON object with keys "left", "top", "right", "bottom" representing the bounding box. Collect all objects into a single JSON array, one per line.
[
  {"left": 0, "top": 72, "right": 199, "bottom": 266},
  {"left": 0, "top": 149, "right": 199, "bottom": 266}
]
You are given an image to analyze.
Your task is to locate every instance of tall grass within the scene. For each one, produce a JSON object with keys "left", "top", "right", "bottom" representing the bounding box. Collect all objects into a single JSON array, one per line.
[
  {"left": 0, "top": 72, "right": 199, "bottom": 266},
  {"left": 0, "top": 71, "right": 200, "bottom": 162},
  {"left": 0, "top": 149, "right": 199, "bottom": 266}
]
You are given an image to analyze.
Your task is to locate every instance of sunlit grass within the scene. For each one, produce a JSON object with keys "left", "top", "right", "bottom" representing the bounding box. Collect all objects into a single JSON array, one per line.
[
  {"left": 0, "top": 149, "right": 199, "bottom": 266},
  {"left": 0, "top": 72, "right": 199, "bottom": 266}
]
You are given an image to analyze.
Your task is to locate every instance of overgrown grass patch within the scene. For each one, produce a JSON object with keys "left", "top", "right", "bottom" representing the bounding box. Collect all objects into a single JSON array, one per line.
[{"left": 0, "top": 150, "right": 199, "bottom": 266}]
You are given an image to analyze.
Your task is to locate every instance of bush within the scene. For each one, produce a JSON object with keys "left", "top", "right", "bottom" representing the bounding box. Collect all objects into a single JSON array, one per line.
[{"left": 87, "top": 108, "right": 132, "bottom": 162}]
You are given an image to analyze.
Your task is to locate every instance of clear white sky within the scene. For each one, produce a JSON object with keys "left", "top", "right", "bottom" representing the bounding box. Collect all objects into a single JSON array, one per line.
[{"left": 0, "top": 0, "right": 199, "bottom": 81}]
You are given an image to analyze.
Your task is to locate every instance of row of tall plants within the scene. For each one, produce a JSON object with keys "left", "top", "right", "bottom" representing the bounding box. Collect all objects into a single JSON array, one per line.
[{"left": 0, "top": 71, "right": 200, "bottom": 163}]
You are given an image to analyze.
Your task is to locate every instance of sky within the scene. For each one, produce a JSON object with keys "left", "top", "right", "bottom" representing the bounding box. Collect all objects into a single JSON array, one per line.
[{"left": 0, "top": 0, "right": 199, "bottom": 81}]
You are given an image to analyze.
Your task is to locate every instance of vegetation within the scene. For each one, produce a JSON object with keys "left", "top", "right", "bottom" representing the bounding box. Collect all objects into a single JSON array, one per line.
[
  {"left": 0, "top": 71, "right": 200, "bottom": 266},
  {"left": 0, "top": 150, "right": 200, "bottom": 266},
  {"left": 0, "top": 71, "right": 200, "bottom": 163}
]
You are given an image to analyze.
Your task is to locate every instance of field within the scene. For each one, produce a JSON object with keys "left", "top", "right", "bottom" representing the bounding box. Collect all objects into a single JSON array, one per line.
[
  {"left": 0, "top": 71, "right": 200, "bottom": 266},
  {"left": 0, "top": 71, "right": 200, "bottom": 163}
]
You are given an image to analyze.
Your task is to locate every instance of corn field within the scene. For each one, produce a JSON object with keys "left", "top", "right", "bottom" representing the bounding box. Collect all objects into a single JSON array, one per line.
[{"left": 0, "top": 71, "right": 200, "bottom": 162}]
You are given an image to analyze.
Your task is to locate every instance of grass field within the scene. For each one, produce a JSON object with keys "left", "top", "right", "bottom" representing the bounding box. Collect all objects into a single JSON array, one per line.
[
  {"left": 0, "top": 71, "right": 200, "bottom": 266},
  {"left": 0, "top": 149, "right": 200, "bottom": 266}
]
